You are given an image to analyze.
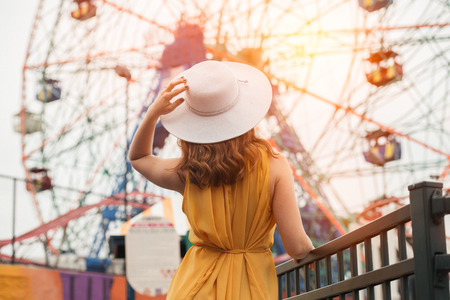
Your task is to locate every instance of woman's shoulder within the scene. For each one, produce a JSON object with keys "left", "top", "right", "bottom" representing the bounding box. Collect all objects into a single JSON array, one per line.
[
  {"left": 269, "top": 151, "right": 289, "bottom": 172},
  {"left": 268, "top": 151, "right": 292, "bottom": 203}
]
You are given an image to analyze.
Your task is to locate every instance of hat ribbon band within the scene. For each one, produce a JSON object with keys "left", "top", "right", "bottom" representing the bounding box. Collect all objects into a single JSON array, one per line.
[{"left": 187, "top": 84, "right": 240, "bottom": 117}]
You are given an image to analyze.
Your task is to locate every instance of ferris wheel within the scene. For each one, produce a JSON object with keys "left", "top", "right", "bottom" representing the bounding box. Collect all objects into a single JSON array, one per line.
[{"left": 7, "top": 0, "right": 450, "bottom": 266}]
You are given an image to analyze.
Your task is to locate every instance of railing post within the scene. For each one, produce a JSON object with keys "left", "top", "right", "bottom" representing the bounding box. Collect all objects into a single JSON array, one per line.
[
  {"left": 12, "top": 178, "right": 17, "bottom": 264},
  {"left": 408, "top": 181, "right": 449, "bottom": 300}
]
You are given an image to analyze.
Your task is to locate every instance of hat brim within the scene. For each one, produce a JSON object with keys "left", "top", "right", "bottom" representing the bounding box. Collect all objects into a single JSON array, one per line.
[{"left": 160, "top": 62, "right": 272, "bottom": 144}]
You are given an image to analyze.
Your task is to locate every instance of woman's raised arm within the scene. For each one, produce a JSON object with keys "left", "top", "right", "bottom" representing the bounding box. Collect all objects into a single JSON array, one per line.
[{"left": 128, "top": 77, "right": 188, "bottom": 194}]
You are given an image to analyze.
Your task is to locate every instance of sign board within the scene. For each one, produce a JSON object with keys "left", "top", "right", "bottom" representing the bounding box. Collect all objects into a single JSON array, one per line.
[{"left": 125, "top": 215, "right": 180, "bottom": 296}]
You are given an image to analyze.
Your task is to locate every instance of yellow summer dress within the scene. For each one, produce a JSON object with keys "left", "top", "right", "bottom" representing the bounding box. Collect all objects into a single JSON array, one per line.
[{"left": 166, "top": 149, "right": 277, "bottom": 300}]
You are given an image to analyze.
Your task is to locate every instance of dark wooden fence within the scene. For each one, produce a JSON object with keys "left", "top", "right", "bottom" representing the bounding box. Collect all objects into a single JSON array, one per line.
[{"left": 276, "top": 181, "right": 450, "bottom": 300}]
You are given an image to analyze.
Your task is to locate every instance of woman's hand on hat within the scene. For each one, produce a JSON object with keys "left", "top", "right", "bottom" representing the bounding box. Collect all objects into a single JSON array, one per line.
[{"left": 150, "top": 77, "right": 188, "bottom": 116}]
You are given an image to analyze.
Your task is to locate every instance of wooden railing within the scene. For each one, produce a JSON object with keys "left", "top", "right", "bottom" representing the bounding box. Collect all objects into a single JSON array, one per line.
[{"left": 276, "top": 181, "right": 450, "bottom": 300}]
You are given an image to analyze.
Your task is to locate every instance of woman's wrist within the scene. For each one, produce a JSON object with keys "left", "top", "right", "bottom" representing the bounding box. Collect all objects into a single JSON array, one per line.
[{"left": 145, "top": 104, "right": 162, "bottom": 122}]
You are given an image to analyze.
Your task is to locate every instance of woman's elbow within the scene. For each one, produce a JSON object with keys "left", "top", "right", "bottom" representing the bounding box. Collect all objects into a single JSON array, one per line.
[
  {"left": 128, "top": 152, "right": 141, "bottom": 162},
  {"left": 128, "top": 156, "right": 145, "bottom": 173},
  {"left": 128, "top": 153, "right": 149, "bottom": 166},
  {"left": 287, "top": 240, "right": 314, "bottom": 260}
]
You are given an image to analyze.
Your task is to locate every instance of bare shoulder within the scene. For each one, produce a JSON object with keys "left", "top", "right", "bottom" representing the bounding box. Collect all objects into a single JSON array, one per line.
[
  {"left": 269, "top": 151, "right": 291, "bottom": 178},
  {"left": 269, "top": 151, "right": 292, "bottom": 200}
]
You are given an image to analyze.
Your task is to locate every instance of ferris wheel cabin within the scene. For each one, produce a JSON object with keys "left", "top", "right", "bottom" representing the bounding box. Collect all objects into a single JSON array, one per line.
[
  {"left": 13, "top": 110, "right": 42, "bottom": 134},
  {"left": 359, "top": 0, "right": 393, "bottom": 12},
  {"left": 36, "top": 78, "right": 62, "bottom": 103},
  {"left": 71, "top": 0, "right": 97, "bottom": 21},
  {"left": 365, "top": 49, "right": 403, "bottom": 87},
  {"left": 26, "top": 168, "right": 53, "bottom": 193},
  {"left": 363, "top": 129, "right": 402, "bottom": 166}
]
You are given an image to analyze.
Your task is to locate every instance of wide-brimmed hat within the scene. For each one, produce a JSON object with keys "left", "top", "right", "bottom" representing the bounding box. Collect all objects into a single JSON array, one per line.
[{"left": 160, "top": 60, "right": 272, "bottom": 144}]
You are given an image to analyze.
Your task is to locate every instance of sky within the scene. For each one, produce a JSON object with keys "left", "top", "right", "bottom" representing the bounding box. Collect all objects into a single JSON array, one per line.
[
  {"left": 0, "top": 2, "right": 37, "bottom": 178},
  {"left": 0, "top": 2, "right": 40, "bottom": 239}
]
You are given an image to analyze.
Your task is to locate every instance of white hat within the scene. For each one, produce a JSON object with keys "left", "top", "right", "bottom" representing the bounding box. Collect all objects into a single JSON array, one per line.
[{"left": 160, "top": 61, "right": 272, "bottom": 144}]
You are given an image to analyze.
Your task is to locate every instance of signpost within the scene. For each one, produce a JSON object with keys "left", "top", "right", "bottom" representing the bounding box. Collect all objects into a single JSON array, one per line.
[{"left": 125, "top": 216, "right": 180, "bottom": 297}]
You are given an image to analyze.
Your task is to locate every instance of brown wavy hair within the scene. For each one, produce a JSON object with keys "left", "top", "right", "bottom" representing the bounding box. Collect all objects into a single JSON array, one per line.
[{"left": 175, "top": 129, "right": 277, "bottom": 188}]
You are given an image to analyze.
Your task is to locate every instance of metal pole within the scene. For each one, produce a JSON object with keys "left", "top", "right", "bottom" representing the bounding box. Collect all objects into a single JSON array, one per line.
[
  {"left": 124, "top": 83, "right": 129, "bottom": 221},
  {"left": 114, "top": 64, "right": 132, "bottom": 222},
  {"left": 408, "top": 181, "right": 449, "bottom": 300},
  {"left": 12, "top": 178, "right": 17, "bottom": 263}
]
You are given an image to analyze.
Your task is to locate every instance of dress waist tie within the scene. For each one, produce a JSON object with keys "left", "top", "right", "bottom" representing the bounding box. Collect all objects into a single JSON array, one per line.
[{"left": 198, "top": 244, "right": 270, "bottom": 254}]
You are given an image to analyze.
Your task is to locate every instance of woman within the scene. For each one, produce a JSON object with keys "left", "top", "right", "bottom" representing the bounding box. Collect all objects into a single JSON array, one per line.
[{"left": 129, "top": 61, "right": 314, "bottom": 300}]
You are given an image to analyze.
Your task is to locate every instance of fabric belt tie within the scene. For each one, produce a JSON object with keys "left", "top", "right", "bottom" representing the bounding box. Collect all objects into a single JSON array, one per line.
[{"left": 198, "top": 244, "right": 269, "bottom": 254}]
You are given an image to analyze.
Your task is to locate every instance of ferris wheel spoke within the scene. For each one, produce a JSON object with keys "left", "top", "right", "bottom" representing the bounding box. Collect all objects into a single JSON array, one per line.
[
  {"left": 23, "top": 66, "right": 157, "bottom": 160},
  {"left": 100, "top": 0, "right": 173, "bottom": 33},
  {"left": 25, "top": 47, "right": 162, "bottom": 70},
  {"left": 23, "top": 85, "right": 126, "bottom": 160},
  {"left": 275, "top": 75, "right": 450, "bottom": 160},
  {"left": 67, "top": 97, "right": 154, "bottom": 208},
  {"left": 441, "top": 163, "right": 450, "bottom": 179}
]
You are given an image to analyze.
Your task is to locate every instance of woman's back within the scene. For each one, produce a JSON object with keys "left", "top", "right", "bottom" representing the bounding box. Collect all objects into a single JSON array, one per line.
[{"left": 166, "top": 148, "right": 277, "bottom": 300}]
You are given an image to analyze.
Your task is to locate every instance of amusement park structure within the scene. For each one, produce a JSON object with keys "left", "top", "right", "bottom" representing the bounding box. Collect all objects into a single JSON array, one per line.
[{"left": 1, "top": 0, "right": 449, "bottom": 273}]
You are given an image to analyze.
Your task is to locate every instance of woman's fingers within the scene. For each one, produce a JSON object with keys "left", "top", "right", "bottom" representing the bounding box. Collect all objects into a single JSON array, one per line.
[
  {"left": 165, "top": 77, "right": 187, "bottom": 92},
  {"left": 162, "top": 77, "right": 188, "bottom": 103},
  {"left": 149, "top": 77, "right": 187, "bottom": 115},
  {"left": 166, "top": 84, "right": 188, "bottom": 99},
  {"left": 170, "top": 97, "right": 185, "bottom": 109}
]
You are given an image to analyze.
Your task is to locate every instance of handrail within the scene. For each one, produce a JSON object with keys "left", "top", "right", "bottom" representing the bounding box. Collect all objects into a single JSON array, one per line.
[
  {"left": 276, "top": 205, "right": 411, "bottom": 274},
  {"left": 276, "top": 181, "right": 450, "bottom": 300},
  {"left": 288, "top": 259, "right": 415, "bottom": 300}
]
